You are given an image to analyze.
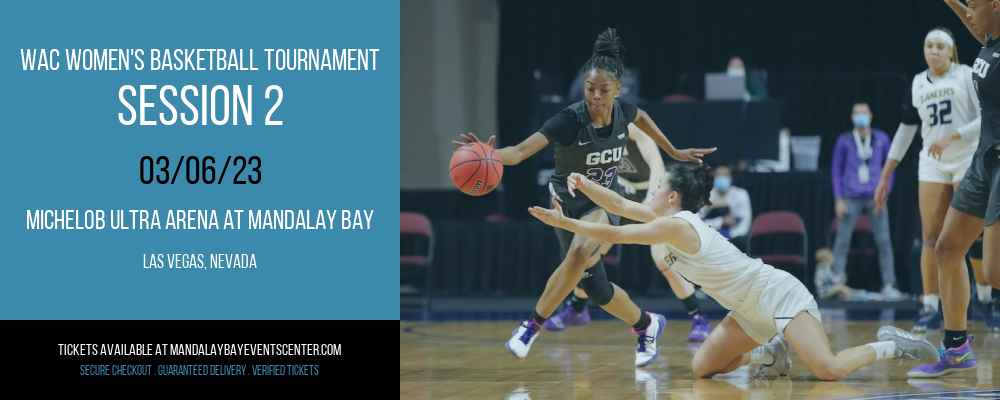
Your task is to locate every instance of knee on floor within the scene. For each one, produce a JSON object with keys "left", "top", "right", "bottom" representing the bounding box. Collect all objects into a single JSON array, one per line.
[
  {"left": 809, "top": 361, "right": 847, "bottom": 381},
  {"left": 691, "top": 360, "right": 718, "bottom": 379}
]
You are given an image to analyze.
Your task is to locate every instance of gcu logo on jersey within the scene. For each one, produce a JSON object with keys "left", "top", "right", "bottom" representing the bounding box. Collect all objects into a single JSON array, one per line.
[
  {"left": 974, "top": 58, "right": 990, "bottom": 79},
  {"left": 585, "top": 147, "right": 623, "bottom": 165}
]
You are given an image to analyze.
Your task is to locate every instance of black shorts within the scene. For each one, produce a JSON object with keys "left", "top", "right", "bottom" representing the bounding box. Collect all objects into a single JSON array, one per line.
[
  {"left": 549, "top": 181, "right": 624, "bottom": 256},
  {"left": 951, "top": 146, "right": 1000, "bottom": 225},
  {"left": 553, "top": 206, "right": 622, "bottom": 257}
]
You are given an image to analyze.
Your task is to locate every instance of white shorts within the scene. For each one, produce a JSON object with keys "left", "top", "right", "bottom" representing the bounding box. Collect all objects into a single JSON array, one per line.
[
  {"left": 919, "top": 156, "right": 973, "bottom": 185},
  {"left": 727, "top": 269, "right": 821, "bottom": 345}
]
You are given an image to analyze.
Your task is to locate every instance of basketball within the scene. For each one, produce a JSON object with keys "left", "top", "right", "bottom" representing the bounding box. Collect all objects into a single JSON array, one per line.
[{"left": 449, "top": 142, "right": 503, "bottom": 196}]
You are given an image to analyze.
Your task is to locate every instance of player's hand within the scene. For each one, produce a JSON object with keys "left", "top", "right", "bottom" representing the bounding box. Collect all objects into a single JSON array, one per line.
[
  {"left": 566, "top": 173, "right": 588, "bottom": 197},
  {"left": 529, "top": 197, "right": 566, "bottom": 227},
  {"left": 928, "top": 134, "right": 957, "bottom": 159},
  {"left": 671, "top": 147, "right": 717, "bottom": 164},
  {"left": 452, "top": 132, "right": 495, "bottom": 150},
  {"left": 874, "top": 177, "right": 890, "bottom": 208},
  {"left": 619, "top": 179, "right": 636, "bottom": 195}
]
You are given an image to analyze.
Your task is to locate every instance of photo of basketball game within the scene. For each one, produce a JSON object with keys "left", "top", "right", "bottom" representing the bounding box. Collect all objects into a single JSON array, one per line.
[{"left": 401, "top": 1, "right": 1000, "bottom": 398}]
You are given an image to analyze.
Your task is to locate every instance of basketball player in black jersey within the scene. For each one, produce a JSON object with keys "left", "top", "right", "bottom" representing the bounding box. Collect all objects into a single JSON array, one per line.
[
  {"left": 907, "top": 0, "right": 1000, "bottom": 378},
  {"left": 453, "top": 28, "right": 716, "bottom": 366},
  {"left": 544, "top": 122, "right": 713, "bottom": 343}
]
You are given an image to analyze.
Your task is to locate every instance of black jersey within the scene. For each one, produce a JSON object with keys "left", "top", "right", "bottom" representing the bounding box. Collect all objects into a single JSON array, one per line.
[
  {"left": 539, "top": 97, "right": 637, "bottom": 217},
  {"left": 972, "top": 34, "right": 1000, "bottom": 156},
  {"left": 617, "top": 137, "right": 651, "bottom": 183}
]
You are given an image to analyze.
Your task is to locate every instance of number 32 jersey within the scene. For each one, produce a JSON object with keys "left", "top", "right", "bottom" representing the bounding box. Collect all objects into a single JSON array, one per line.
[
  {"left": 539, "top": 97, "right": 635, "bottom": 218},
  {"left": 905, "top": 62, "right": 980, "bottom": 164}
]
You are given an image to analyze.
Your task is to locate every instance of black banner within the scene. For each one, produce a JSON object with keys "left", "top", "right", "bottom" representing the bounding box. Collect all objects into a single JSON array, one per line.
[{"left": 7, "top": 320, "right": 373, "bottom": 384}]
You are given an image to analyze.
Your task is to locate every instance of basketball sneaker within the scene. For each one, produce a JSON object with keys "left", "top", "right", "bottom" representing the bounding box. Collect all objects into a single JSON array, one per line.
[
  {"left": 752, "top": 334, "right": 791, "bottom": 378},
  {"left": 912, "top": 306, "right": 942, "bottom": 333},
  {"left": 907, "top": 336, "right": 977, "bottom": 378},
  {"left": 634, "top": 312, "right": 666, "bottom": 367},
  {"left": 877, "top": 326, "right": 941, "bottom": 364},
  {"left": 542, "top": 301, "right": 590, "bottom": 332},
  {"left": 687, "top": 313, "right": 711, "bottom": 342},
  {"left": 506, "top": 320, "right": 541, "bottom": 360}
]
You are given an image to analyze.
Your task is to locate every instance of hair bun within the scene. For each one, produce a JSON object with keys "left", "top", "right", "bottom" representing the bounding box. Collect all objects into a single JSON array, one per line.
[
  {"left": 693, "top": 164, "right": 715, "bottom": 208},
  {"left": 593, "top": 28, "right": 624, "bottom": 60}
]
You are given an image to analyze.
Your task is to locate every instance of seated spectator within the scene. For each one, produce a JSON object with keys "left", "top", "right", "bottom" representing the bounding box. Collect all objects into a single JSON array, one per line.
[
  {"left": 699, "top": 165, "right": 751, "bottom": 253},
  {"left": 815, "top": 249, "right": 890, "bottom": 301},
  {"left": 726, "top": 56, "right": 768, "bottom": 101}
]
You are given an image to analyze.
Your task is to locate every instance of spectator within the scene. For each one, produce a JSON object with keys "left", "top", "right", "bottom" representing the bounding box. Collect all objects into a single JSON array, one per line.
[
  {"left": 726, "top": 56, "right": 768, "bottom": 101},
  {"left": 831, "top": 102, "right": 905, "bottom": 301},
  {"left": 699, "top": 165, "right": 751, "bottom": 253},
  {"left": 814, "top": 249, "right": 887, "bottom": 301}
]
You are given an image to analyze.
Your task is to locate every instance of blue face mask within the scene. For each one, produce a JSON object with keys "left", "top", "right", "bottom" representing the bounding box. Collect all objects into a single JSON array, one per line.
[
  {"left": 853, "top": 114, "right": 871, "bottom": 128},
  {"left": 714, "top": 176, "right": 731, "bottom": 192}
]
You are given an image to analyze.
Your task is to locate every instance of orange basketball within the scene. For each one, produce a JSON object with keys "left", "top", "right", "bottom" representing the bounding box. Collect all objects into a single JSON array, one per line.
[{"left": 449, "top": 142, "right": 503, "bottom": 196}]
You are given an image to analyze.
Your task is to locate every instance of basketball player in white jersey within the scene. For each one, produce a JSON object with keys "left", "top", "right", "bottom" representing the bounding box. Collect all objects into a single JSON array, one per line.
[
  {"left": 874, "top": 27, "right": 997, "bottom": 332},
  {"left": 529, "top": 163, "right": 940, "bottom": 380}
]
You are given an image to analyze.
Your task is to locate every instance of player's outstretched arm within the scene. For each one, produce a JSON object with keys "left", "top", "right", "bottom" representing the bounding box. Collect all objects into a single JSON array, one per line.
[
  {"left": 632, "top": 108, "right": 716, "bottom": 164},
  {"left": 452, "top": 132, "right": 548, "bottom": 165},
  {"left": 628, "top": 124, "right": 665, "bottom": 204},
  {"left": 944, "top": 0, "right": 986, "bottom": 44},
  {"left": 567, "top": 173, "right": 659, "bottom": 223},
  {"left": 529, "top": 198, "right": 675, "bottom": 245}
]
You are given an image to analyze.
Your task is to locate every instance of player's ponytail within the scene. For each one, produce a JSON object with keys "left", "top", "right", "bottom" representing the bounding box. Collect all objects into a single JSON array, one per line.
[
  {"left": 692, "top": 164, "right": 715, "bottom": 210},
  {"left": 582, "top": 28, "right": 626, "bottom": 82},
  {"left": 666, "top": 163, "right": 714, "bottom": 213}
]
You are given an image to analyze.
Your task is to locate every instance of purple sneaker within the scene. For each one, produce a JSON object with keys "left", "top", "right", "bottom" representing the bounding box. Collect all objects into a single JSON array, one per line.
[
  {"left": 907, "top": 336, "right": 977, "bottom": 378},
  {"left": 687, "top": 314, "right": 711, "bottom": 342},
  {"left": 543, "top": 302, "right": 590, "bottom": 331}
]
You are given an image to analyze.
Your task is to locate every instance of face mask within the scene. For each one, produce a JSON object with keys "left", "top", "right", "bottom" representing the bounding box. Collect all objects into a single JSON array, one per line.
[
  {"left": 726, "top": 68, "right": 745, "bottom": 77},
  {"left": 852, "top": 114, "right": 870, "bottom": 128},
  {"left": 714, "top": 176, "right": 731, "bottom": 192}
]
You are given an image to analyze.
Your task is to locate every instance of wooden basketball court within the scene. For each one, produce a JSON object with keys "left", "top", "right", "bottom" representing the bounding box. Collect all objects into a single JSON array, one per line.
[{"left": 401, "top": 313, "right": 999, "bottom": 399}]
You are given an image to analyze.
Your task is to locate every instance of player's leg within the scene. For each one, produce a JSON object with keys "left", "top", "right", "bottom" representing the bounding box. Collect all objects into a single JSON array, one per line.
[
  {"left": 980, "top": 158, "right": 1000, "bottom": 330},
  {"left": 912, "top": 181, "right": 952, "bottom": 332},
  {"left": 963, "top": 170, "right": 994, "bottom": 329},
  {"left": 510, "top": 209, "right": 666, "bottom": 365},
  {"left": 690, "top": 315, "right": 760, "bottom": 378},
  {"left": 782, "top": 311, "right": 939, "bottom": 381},
  {"left": 543, "top": 231, "right": 607, "bottom": 332},
  {"left": 912, "top": 159, "right": 990, "bottom": 377},
  {"left": 651, "top": 243, "right": 710, "bottom": 341},
  {"left": 535, "top": 209, "right": 610, "bottom": 317},
  {"left": 506, "top": 208, "right": 609, "bottom": 358}
]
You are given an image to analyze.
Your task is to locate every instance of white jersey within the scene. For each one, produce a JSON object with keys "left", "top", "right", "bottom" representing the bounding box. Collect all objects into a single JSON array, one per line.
[
  {"left": 890, "top": 63, "right": 981, "bottom": 165},
  {"left": 661, "top": 210, "right": 777, "bottom": 313}
]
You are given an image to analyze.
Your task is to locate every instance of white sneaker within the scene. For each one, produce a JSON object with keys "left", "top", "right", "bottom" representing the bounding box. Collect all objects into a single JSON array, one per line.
[
  {"left": 752, "top": 334, "right": 792, "bottom": 378},
  {"left": 634, "top": 312, "right": 666, "bottom": 367},
  {"left": 506, "top": 321, "right": 541, "bottom": 360},
  {"left": 876, "top": 326, "right": 940, "bottom": 364},
  {"left": 882, "top": 285, "right": 905, "bottom": 301}
]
